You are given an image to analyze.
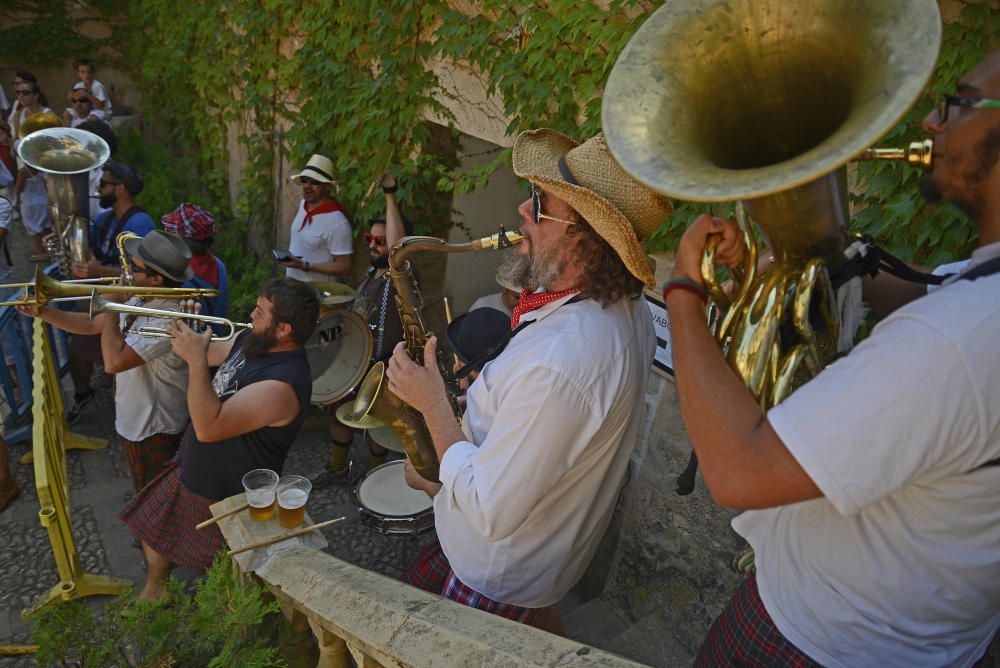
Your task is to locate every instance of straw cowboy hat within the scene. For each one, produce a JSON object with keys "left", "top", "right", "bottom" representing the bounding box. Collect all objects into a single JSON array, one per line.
[
  {"left": 290, "top": 154, "right": 336, "bottom": 185},
  {"left": 512, "top": 129, "right": 672, "bottom": 288}
]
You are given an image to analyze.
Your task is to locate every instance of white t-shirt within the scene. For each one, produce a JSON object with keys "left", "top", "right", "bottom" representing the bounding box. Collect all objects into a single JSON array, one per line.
[
  {"left": 65, "top": 108, "right": 108, "bottom": 127},
  {"left": 285, "top": 200, "right": 353, "bottom": 282},
  {"left": 435, "top": 293, "right": 655, "bottom": 608},
  {"left": 113, "top": 298, "right": 190, "bottom": 441},
  {"left": 73, "top": 80, "right": 112, "bottom": 115},
  {"left": 736, "top": 242, "right": 1000, "bottom": 667}
]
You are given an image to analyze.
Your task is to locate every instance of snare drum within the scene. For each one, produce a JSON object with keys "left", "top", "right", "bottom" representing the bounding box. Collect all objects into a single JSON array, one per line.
[
  {"left": 306, "top": 310, "right": 373, "bottom": 405},
  {"left": 353, "top": 460, "right": 434, "bottom": 537}
]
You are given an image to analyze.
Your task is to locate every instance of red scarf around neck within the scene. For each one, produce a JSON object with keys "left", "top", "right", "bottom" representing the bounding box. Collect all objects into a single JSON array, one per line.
[
  {"left": 190, "top": 253, "right": 219, "bottom": 287},
  {"left": 299, "top": 198, "right": 345, "bottom": 230},
  {"left": 510, "top": 288, "right": 577, "bottom": 329}
]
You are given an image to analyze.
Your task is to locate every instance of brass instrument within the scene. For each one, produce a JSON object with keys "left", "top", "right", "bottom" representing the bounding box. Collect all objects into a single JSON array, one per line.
[
  {"left": 351, "top": 227, "right": 523, "bottom": 482},
  {"left": 88, "top": 292, "right": 251, "bottom": 342},
  {"left": 17, "top": 127, "right": 109, "bottom": 278},
  {"left": 117, "top": 231, "right": 142, "bottom": 284},
  {"left": 17, "top": 111, "right": 63, "bottom": 140},
  {"left": 858, "top": 139, "right": 934, "bottom": 170},
  {"left": 0, "top": 265, "right": 219, "bottom": 308},
  {"left": 602, "top": 0, "right": 941, "bottom": 406}
]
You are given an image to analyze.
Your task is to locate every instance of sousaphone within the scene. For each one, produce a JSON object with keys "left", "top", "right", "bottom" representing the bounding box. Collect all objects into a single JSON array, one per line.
[{"left": 603, "top": 0, "right": 941, "bottom": 406}]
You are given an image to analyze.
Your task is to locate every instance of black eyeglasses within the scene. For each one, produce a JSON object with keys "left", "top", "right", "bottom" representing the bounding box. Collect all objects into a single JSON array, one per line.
[
  {"left": 937, "top": 94, "right": 1000, "bottom": 124},
  {"left": 299, "top": 176, "right": 321, "bottom": 185},
  {"left": 531, "top": 185, "right": 576, "bottom": 226},
  {"left": 99, "top": 179, "right": 121, "bottom": 189},
  {"left": 363, "top": 232, "right": 386, "bottom": 246},
  {"left": 71, "top": 97, "right": 90, "bottom": 104},
  {"left": 14, "top": 90, "right": 34, "bottom": 97}
]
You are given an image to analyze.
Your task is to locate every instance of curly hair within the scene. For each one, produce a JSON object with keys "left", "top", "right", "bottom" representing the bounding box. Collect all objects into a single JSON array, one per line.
[{"left": 569, "top": 216, "right": 644, "bottom": 306}]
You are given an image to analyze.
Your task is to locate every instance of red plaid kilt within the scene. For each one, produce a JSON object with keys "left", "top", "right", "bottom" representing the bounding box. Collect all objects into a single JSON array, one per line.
[
  {"left": 120, "top": 431, "right": 183, "bottom": 492},
  {"left": 695, "top": 574, "right": 821, "bottom": 667},
  {"left": 120, "top": 461, "right": 224, "bottom": 573},
  {"left": 401, "top": 540, "right": 539, "bottom": 624}
]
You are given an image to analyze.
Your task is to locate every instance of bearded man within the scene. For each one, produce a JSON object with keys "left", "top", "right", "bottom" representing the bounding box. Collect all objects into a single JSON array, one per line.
[
  {"left": 120, "top": 278, "right": 318, "bottom": 601},
  {"left": 388, "top": 130, "right": 668, "bottom": 627}
]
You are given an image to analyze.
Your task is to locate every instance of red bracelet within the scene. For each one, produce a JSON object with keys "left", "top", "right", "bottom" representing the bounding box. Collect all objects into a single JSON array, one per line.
[{"left": 663, "top": 278, "right": 708, "bottom": 303}]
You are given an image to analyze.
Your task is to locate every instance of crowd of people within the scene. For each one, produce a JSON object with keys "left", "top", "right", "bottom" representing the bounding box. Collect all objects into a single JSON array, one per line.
[{"left": 0, "top": 46, "right": 997, "bottom": 667}]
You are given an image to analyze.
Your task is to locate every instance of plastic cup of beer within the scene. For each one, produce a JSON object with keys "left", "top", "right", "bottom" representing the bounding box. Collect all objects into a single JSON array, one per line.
[
  {"left": 242, "top": 469, "right": 279, "bottom": 521},
  {"left": 276, "top": 475, "right": 312, "bottom": 529}
]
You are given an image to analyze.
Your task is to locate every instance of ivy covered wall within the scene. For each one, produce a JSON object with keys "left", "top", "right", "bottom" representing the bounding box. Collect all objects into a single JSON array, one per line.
[{"left": 2, "top": 0, "right": 997, "bottom": 314}]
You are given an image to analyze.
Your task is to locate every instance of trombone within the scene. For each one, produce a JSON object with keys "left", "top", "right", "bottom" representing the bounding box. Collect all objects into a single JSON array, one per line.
[
  {"left": 0, "top": 266, "right": 220, "bottom": 308},
  {"left": 89, "top": 291, "right": 251, "bottom": 342}
]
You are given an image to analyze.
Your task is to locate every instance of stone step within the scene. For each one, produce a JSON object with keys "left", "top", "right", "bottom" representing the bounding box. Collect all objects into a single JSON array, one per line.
[{"left": 560, "top": 596, "right": 635, "bottom": 655}]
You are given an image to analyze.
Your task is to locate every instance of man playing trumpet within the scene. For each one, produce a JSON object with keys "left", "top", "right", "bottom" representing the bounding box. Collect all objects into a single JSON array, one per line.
[{"left": 18, "top": 230, "right": 193, "bottom": 493}]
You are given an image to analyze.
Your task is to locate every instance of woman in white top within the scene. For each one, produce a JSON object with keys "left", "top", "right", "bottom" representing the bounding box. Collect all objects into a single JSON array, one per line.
[{"left": 11, "top": 80, "right": 53, "bottom": 260}]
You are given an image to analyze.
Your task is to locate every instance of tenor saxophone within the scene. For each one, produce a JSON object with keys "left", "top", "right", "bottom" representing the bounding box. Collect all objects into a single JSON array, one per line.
[{"left": 351, "top": 226, "right": 523, "bottom": 482}]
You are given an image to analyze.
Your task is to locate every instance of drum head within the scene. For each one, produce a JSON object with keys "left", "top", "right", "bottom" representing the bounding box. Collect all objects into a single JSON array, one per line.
[
  {"left": 368, "top": 425, "right": 405, "bottom": 453},
  {"left": 356, "top": 461, "right": 432, "bottom": 517},
  {"left": 307, "top": 310, "right": 373, "bottom": 405}
]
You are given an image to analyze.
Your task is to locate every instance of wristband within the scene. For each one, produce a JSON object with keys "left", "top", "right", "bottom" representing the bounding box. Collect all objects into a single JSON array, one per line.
[
  {"left": 662, "top": 277, "right": 708, "bottom": 303},
  {"left": 382, "top": 183, "right": 398, "bottom": 194}
]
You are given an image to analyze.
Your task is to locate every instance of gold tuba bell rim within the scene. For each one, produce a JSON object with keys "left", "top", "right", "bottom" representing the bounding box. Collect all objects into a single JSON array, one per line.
[{"left": 601, "top": 0, "right": 942, "bottom": 202}]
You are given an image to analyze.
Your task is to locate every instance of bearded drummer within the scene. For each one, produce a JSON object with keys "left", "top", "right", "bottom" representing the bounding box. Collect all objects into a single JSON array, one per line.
[
  {"left": 387, "top": 130, "right": 668, "bottom": 628},
  {"left": 323, "top": 173, "right": 411, "bottom": 478}
]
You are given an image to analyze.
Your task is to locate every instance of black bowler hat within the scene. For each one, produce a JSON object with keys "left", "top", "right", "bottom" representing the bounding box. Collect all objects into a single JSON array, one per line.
[{"left": 446, "top": 307, "right": 510, "bottom": 372}]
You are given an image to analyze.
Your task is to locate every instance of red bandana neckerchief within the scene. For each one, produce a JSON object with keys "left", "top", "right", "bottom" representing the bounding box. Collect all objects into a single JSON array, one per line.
[
  {"left": 299, "top": 199, "right": 345, "bottom": 230},
  {"left": 510, "top": 288, "right": 577, "bottom": 329},
  {"left": 190, "top": 252, "right": 219, "bottom": 288}
]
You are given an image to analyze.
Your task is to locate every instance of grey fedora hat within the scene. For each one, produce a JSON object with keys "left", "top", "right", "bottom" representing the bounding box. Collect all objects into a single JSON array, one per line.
[{"left": 123, "top": 230, "right": 193, "bottom": 283}]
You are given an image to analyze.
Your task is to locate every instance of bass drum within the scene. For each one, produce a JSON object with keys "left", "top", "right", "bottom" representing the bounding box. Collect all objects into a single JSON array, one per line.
[{"left": 306, "top": 310, "right": 373, "bottom": 405}]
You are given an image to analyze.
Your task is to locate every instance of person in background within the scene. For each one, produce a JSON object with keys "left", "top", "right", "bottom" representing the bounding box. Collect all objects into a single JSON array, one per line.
[
  {"left": 75, "top": 119, "right": 118, "bottom": 223},
  {"left": 70, "top": 59, "right": 112, "bottom": 117},
  {"left": 11, "top": 80, "right": 53, "bottom": 262},
  {"left": 280, "top": 153, "right": 352, "bottom": 282},
  {"left": 468, "top": 271, "right": 520, "bottom": 318},
  {"left": 160, "top": 202, "right": 228, "bottom": 330},
  {"left": 63, "top": 87, "right": 105, "bottom": 128}
]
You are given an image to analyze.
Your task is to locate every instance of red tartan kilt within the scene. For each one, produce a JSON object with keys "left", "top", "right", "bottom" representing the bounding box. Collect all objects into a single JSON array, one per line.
[{"left": 120, "top": 461, "right": 225, "bottom": 573}]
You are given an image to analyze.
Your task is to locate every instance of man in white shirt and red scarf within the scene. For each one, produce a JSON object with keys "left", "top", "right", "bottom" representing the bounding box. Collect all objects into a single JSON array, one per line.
[
  {"left": 279, "top": 153, "right": 353, "bottom": 281},
  {"left": 387, "top": 130, "right": 669, "bottom": 628}
]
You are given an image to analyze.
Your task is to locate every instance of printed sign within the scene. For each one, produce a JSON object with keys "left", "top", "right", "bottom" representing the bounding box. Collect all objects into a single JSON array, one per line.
[{"left": 643, "top": 289, "right": 674, "bottom": 380}]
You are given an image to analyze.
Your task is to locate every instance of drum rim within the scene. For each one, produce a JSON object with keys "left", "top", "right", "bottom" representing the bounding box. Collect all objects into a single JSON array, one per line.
[
  {"left": 354, "top": 460, "right": 434, "bottom": 518},
  {"left": 309, "top": 309, "right": 374, "bottom": 405}
]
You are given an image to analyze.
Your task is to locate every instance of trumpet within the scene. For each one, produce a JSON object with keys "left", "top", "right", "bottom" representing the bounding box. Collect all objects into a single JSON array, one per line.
[
  {"left": 88, "top": 292, "right": 251, "bottom": 342},
  {"left": 0, "top": 266, "right": 220, "bottom": 308}
]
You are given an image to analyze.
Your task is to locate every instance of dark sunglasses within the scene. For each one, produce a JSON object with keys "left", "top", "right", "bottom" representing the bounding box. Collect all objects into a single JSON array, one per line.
[
  {"left": 299, "top": 176, "right": 321, "bottom": 185},
  {"left": 129, "top": 259, "right": 157, "bottom": 276},
  {"left": 15, "top": 90, "right": 34, "bottom": 97},
  {"left": 71, "top": 97, "right": 90, "bottom": 104},
  {"left": 99, "top": 179, "right": 122, "bottom": 189},
  {"left": 363, "top": 232, "right": 386, "bottom": 246},
  {"left": 530, "top": 185, "right": 576, "bottom": 226},
  {"left": 937, "top": 94, "right": 1000, "bottom": 124}
]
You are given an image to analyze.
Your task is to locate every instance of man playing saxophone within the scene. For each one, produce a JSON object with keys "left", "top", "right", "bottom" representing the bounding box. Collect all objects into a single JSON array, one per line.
[
  {"left": 18, "top": 231, "right": 193, "bottom": 494},
  {"left": 388, "top": 130, "right": 667, "bottom": 626},
  {"left": 668, "top": 52, "right": 1000, "bottom": 667}
]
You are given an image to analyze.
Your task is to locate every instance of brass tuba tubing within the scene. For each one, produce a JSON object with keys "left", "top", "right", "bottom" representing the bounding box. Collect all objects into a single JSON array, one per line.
[{"left": 88, "top": 291, "right": 251, "bottom": 342}]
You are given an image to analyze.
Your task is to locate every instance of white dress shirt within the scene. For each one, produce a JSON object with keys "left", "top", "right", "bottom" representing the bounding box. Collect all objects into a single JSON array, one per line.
[{"left": 434, "top": 291, "right": 655, "bottom": 608}]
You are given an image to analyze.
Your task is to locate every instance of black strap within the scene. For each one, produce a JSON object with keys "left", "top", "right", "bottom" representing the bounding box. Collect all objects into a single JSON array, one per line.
[
  {"left": 453, "top": 294, "right": 586, "bottom": 379},
  {"left": 98, "top": 205, "right": 143, "bottom": 264},
  {"left": 0, "top": 196, "right": 11, "bottom": 267},
  {"left": 959, "top": 255, "right": 1000, "bottom": 282}
]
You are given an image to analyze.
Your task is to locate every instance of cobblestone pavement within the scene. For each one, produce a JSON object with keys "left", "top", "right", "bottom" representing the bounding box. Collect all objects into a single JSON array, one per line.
[{"left": 0, "top": 223, "right": 435, "bottom": 663}]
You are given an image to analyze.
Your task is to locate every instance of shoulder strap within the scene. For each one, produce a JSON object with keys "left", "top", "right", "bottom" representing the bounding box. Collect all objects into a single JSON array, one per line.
[
  {"left": 959, "top": 255, "right": 1000, "bottom": 282},
  {"left": 100, "top": 206, "right": 144, "bottom": 257}
]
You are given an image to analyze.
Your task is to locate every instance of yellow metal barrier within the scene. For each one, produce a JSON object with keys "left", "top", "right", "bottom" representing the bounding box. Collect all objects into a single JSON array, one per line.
[{"left": 21, "top": 319, "right": 131, "bottom": 620}]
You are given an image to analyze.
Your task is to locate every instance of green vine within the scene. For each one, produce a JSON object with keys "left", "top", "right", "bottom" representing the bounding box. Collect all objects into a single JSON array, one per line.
[{"left": 13, "top": 0, "right": 992, "bottom": 313}]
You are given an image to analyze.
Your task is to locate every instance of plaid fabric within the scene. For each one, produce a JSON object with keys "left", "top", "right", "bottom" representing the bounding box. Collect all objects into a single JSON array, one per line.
[
  {"left": 119, "top": 461, "right": 224, "bottom": 573},
  {"left": 400, "top": 540, "right": 539, "bottom": 624},
  {"left": 120, "top": 431, "right": 183, "bottom": 492},
  {"left": 695, "top": 575, "right": 821, "bottom": 667}
]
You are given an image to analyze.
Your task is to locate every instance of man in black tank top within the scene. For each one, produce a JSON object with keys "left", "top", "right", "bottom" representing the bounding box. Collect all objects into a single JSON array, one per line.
[{"left": 121, "top": 278, "right": 319, "bottom": 602}]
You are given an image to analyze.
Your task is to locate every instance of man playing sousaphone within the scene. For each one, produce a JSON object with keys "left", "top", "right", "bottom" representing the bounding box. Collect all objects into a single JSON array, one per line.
[
  {"left": 18, "top": 231, "right": 193, "bottom": 493},
  {"left": 388, "top": 130, "right": 667, "bottom": 627},
  {"left": 669, "top": 52, "right": 1000, "bottom": 666}
]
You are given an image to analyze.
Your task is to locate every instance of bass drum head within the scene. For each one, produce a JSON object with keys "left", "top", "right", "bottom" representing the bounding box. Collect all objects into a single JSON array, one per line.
[
  {"left": 356, "top": 461, "right": 432, "bottom": 517},
  {"left": 306, "top": 310, "right": 373, "bottom": 405}
]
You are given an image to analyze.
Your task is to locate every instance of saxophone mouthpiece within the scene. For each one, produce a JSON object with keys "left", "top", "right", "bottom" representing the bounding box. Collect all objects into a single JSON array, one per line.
[{"left": 477, "top": 226, "right": 525, "bottom": 250}]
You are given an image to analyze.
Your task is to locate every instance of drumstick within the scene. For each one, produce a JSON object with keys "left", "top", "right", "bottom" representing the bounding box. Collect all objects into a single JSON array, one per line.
[
  {"left": 228, "top": 516, "right": 346, "bottom": 556},
  {"left": 196, "top": 502, "right": 250, "bottom": 530}
]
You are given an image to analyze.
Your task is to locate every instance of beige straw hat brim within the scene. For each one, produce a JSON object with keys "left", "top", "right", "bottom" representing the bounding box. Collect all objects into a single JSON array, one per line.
[{"left": 512, "top": 129, "right": 671, "bottom": 288}]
